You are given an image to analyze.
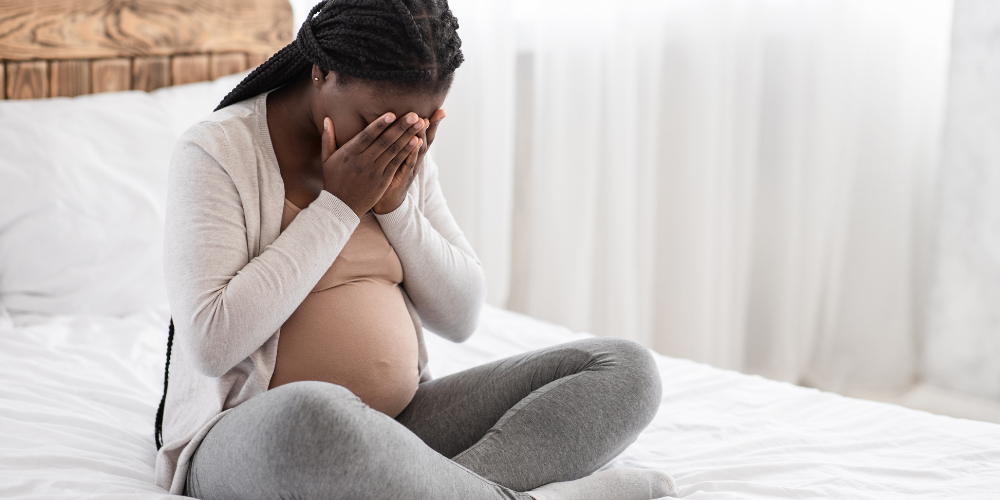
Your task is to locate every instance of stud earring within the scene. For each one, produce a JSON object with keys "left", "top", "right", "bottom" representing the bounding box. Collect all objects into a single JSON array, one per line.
[{"left": 314, "top": 77, "right": 320, "bottom": 81}]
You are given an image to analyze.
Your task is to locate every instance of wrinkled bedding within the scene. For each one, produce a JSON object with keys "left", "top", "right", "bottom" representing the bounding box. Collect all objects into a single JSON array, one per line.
[{"left": 1, "top": 304, "right": 998, "bottom": 499}]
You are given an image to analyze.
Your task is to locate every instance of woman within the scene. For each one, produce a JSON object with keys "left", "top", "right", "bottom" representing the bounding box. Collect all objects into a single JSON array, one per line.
[{"left": 154, "top": 0, "right": 674, "bottom": 498}]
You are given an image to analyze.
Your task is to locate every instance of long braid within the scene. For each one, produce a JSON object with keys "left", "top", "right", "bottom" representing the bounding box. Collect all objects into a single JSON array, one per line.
[
  {"left": 213, "top": 44, "right": 311, "bottom": 112},
  {"left": 154, "top": 318, "right": 174, "bottom": 450},
  {"left": 158, "top": 0, "right": 464, "bottom": 449},
  {"left": 215, "top": 0, "right": 463, "bottom": 111}
]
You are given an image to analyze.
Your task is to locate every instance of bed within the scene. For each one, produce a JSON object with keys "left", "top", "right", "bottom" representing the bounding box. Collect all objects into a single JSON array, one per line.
[
  {"left": 2, "top": 1, "right": 1000, "bottom": 499},
  {"left": 3, "top": 300, "right": 1000, "bottom": 499}
]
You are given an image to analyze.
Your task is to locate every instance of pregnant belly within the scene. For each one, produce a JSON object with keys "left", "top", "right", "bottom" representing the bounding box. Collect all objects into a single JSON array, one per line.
[{"left": 268, "top": 280, "right": 419, "bottom": 418}]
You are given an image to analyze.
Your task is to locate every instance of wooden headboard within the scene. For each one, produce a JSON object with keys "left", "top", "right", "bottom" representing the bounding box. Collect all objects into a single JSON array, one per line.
[{"left": 0, "top": 0, "right": 294, "bottom": 99}]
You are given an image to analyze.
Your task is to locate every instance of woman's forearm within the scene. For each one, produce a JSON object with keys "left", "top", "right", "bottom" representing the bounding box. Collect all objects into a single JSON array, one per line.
[{"left": 374, "top": 163, "right": 487, "bottom": 342}]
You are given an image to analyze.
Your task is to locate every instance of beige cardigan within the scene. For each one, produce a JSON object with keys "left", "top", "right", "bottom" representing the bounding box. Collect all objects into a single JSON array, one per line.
[{"left": 155, "top": 92, "right": 486, "bottom": 494}]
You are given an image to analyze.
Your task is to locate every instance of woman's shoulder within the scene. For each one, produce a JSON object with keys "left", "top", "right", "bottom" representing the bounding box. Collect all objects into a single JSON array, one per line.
[
  {"left": 182, "top": 94, "right": 262, "bottom": 142},
  {"left": 173, "top": 94, "right": 267, "bottom": 172}
]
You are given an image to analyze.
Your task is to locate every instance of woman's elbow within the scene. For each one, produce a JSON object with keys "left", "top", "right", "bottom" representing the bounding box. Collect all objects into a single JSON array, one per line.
[
  {"left": 449, "top": 306, "right": 481, "bottom": 343},
  {"left": 432, "top": 272, "right": 486, "bottom": 343},
  {"left": 187, "top": 349, "right": 231, "bottom": 378},
  {"left": 429, "top": 304, "right": 481, "bottom": 343},
  {"left": 174, "top": 320, "right": 234, "bottom": 378}
]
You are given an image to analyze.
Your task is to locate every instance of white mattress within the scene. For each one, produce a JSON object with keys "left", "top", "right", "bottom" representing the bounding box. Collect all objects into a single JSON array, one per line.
[{"left": 1, "top": 304, "right": 999, "bottom": 499}]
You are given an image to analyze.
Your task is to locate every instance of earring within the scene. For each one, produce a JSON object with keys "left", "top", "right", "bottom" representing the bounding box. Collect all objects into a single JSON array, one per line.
[{"left": 314, "top": 77, "right": 319, "bottom": 81}]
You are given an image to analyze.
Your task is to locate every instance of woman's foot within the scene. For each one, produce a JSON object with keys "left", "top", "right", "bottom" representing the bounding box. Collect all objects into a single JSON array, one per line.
[{"left": 527, "top": 467, "right": 677, "bottom": 500}]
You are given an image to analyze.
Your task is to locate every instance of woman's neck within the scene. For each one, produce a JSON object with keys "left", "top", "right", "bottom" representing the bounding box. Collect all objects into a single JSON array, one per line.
[{"left": 266, "top": 76, "right": 326, "bottom": 205}]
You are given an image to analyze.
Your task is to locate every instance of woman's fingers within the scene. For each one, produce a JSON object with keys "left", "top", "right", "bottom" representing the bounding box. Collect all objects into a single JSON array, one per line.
[
  {"left": 320, "top": 117, "right": 337, "bottom": 163},
  {"left": 375, "top": 118, "right": 424, "bottom": 174},
  {"left": 425, "top": 109, "right": 445, "bottom": 146},
  {"left": 390, "top": 137, "right": 422, "bottom": 187},
  {"left": 400, "top": 137, "right": 422, "bottom": 170},
  {"left": 364, "top": 112, "right": 422, "bottom": 162},
  {"left": 341, "top": 112, "right": 396, "bottom": 154},
  {"left": 388, "top": 137, "right": 421, "bottom": 181},
  {"left": 404, "top": 137, "right": 421, "bottom": 173}
]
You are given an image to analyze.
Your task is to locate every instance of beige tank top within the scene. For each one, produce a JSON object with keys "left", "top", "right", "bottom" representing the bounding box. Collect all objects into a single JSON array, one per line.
[{"left": 268, "top": 199, "right": 420, "bottom": 418}]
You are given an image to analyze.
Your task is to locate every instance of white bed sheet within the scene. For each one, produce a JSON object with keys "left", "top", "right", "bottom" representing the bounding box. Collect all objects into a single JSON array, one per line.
[{"left": 1, "top": 305, "right": 998, "bottom": 499}]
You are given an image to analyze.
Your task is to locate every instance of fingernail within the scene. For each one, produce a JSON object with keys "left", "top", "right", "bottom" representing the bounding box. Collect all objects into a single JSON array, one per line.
[
  {"left": 385, "top": 114, "right": 395, "bottom": 123},
  {"left": 414, "top": 120, "right": 425, "bottom": 130},
  {"left": 323, "top": 118, "right": 328, "bottom": 132},
  {"left": 409, "top": 137, "right": 418, "bottom": 146},
  {"left": 406, "top": 114, "right": 418, "bottom": 125}
]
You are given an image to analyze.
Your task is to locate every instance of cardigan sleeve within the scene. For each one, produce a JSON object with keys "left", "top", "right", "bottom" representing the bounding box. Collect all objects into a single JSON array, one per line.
[
  {"left": 163, "top": 126, "right": 360, "bottom": 377},
  {"left": 374, "top": 154, "right": 487, "bottom": 342}
]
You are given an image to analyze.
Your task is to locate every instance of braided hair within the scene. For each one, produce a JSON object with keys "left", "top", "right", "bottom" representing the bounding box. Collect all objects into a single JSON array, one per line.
[
  {"left": 215, "top": 0, "right": 463, "bottom": 111},
  {"left": 155, "top": 0, "right": 463, "bottom": 451}
]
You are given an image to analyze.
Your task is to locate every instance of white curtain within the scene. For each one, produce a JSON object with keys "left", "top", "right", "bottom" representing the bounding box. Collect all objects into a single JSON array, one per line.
[
  {"left": 925, "top": 0, "right": 1000, "bottom": 401},
  {"left": 287, "top": 0, "right": 955, "bottom": 396},
  {"left": 428, "top": 0, "right": 517, "bottom": 307}
]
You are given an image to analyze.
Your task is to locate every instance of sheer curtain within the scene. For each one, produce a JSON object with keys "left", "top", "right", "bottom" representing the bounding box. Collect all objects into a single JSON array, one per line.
[
  {"left": 287, "top": 0, "right": 954, "bottom": 396},
  {"left": 500, "top": 0, "right": 952, "bottom": 395},
  {"left": 925, "top": 0, "right": 1000, "bottom": 401}
]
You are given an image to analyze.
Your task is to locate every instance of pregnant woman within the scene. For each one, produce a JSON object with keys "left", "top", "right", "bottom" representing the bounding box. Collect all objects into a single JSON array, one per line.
[{"left": 154, "top": 1, "right": 674, "bottom": 499}]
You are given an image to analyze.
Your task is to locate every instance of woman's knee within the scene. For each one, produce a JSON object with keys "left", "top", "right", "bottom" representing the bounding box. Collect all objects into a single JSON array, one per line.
[
  {"left": 254, "top": 382, "right": 371, "bottom": 465},
  {"left": 265, "top": 380, "right": 362, "bottom": 413},
  {"left": 586, "top": 337, "right": 663, "bottom": 421},
  {"left": 189, "top": 382, "right": 373, "bottom": 499}
]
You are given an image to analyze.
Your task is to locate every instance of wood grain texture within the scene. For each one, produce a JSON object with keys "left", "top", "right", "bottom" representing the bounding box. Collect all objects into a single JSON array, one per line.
[
  {"left": 171, "top": 54, "right": 209, "bottom": 85},
  {"left": 50, "top": 59, "right": 90, "bottom": 97},
  {"left": 247, "top": 52, "right": 272, "bottom": 70},
  {"left": 210, "top": 52, "right": 247, "bottom": 80},
  {"left": 133, "top": 56, "right": 170, "bottom": 91},
  {"left": 5, "top": 61, "right": 48, "bottom": 99},
  {"left": 91, "top": 58, "right": 131, "bottom": 93},
  {"left": 0, "top": 0, "right": 294, "bottom": 61}
]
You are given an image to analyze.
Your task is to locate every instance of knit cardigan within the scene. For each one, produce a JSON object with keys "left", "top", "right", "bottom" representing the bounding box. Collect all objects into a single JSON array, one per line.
[{"left": 155, "top": 92, "right": 486, "bottom": 494}]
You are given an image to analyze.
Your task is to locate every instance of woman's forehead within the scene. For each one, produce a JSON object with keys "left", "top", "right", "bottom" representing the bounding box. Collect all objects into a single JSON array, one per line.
[{"left": 349, "top": 83, "right": 447, "bottom": 119}]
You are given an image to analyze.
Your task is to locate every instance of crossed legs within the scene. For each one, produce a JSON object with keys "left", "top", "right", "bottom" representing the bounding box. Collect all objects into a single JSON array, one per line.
[{"left": 185, "top": 338, "right": 666, "bottom": 499}]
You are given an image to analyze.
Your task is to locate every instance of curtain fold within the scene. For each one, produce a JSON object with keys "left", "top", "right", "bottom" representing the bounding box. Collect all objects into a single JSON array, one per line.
[
  {"left": 429, "top": 0, "right": 517, "bottom": 307},
  {"left": 925, "top": 0, "right": 1000, "bottom": 401},
  {"left": 498, "top": 0, "right": 953, "bottom": 395}
]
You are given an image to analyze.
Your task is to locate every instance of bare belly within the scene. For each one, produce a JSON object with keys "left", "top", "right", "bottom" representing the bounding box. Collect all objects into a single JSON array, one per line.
[{"left": 268, "top": 280, "right": 419, "bottom": 418}]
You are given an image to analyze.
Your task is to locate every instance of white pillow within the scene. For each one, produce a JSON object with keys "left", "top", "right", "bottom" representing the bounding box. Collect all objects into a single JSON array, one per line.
[{"left": 0, "top": 71, "right": 248, "bottom": 316}]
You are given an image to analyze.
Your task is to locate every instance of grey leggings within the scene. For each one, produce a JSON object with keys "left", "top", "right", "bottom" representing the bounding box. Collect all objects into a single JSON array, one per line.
[{"left": 185, "top": 337, "right": 662, "bottom": 500}]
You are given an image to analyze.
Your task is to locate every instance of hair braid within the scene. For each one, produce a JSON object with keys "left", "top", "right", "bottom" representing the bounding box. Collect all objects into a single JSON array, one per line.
[
  {"left": 214, "top": 0, "right": 463, "bottom": 111},
  {"left": 390, "top": 0, "right": 434, "bottom": 63},
  {"left": 214, "top": 43, "right": 312, "bottom": 112},
  {"left": 154, "top": 318, "right": 173, "bottom": 450}
]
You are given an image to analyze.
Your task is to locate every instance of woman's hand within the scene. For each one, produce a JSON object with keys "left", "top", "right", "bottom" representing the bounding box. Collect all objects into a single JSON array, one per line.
[
  {"left": 372, "top": 109, "right": 446, "bottom": 214},
  {"left": 321, "top": 112, "right": 425, "bottom": 217}
]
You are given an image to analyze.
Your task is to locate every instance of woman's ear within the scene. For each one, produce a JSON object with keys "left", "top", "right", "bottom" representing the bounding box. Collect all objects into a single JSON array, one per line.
[{"left": 310, "top": 64, "right": 330, "bottom": 89}]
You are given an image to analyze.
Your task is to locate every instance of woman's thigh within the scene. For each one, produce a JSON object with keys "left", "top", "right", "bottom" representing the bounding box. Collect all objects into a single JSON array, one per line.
[
  {"left": 395, "top": 337, "right": 663, "bottom": 491},
  {"left": 185, "top": 381, "right": 528, "bottom": 500}
]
